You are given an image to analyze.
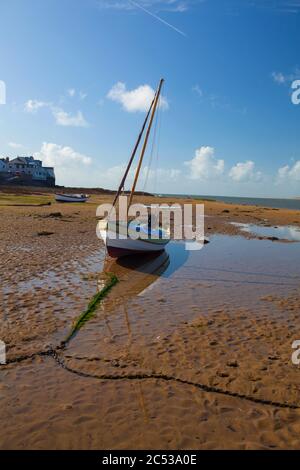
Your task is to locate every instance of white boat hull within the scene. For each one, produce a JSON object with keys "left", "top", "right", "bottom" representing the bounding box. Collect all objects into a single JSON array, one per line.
[
  {"left": 98, "top": 219, "right": 170, "bottom": 258},
  {"left": 55, "top": 193, "right": 89, "bottom": 203}
]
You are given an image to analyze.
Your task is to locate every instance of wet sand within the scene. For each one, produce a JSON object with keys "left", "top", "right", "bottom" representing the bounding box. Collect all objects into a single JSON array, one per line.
[{"left": 1, "top": 189, "right": 300, "bottom": 449}]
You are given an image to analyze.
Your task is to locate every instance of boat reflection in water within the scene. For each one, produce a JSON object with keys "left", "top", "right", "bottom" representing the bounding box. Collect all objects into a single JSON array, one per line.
[
  {"left": 91, "top": 250, "right": 171, "bottom": 346},
  {"left": 102, "top": 237, "right": 201, "bottom": 293},
  {"left": 99, "top": 240, "right": 198, "bottom": 302},
  {"left": 101, "top": 249, "right": 171, "bottom": 301},
  {"left": 68, "top": 242, "right": 195, "bottom": 364}
]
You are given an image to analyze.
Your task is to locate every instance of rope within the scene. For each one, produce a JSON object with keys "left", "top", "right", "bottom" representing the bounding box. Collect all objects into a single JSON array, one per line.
[
  {"left": 153, "top": 93, "right": 163, "bottom": 195},
  {"left": 4, "top": 349, "right": 300, "bottom": 410},
  {"left": 142, "top": 97, "right": 159, "bottom": 192},
  {"left": 142, "top": 84, "right": 164, "bottom": 194}
]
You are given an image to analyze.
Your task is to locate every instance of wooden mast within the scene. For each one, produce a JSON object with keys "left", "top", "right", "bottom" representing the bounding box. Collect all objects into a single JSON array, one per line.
[
  {"left": 128, "top": 78, "right": 164, "bottom": 208},
  {"left": 112, "top": 95, "right": 155, "bottom": 208}
]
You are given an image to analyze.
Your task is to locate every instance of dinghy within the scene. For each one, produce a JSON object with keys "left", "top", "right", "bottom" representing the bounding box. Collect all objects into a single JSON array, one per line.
[
  {"left": 55, "top": 193, "right": 89, "bottom": 203},
  {"left": 99, "top": 78, "right": 170, "bottom": 258},
  {"left": 99, "top": 218, "right": 170, "bottom": 258}
]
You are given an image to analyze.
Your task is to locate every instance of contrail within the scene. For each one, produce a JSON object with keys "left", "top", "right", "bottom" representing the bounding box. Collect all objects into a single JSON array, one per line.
[{"left": 129, "top": 0, "right": 187, "bottom": 37}]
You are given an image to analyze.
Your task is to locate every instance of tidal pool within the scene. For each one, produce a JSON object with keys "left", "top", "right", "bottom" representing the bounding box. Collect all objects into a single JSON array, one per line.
[
  {"left": 231, "top": 222, "right": 300, "bottom": 242},
  {"left": 65, "top": 235, "right": 300, "bottom": 361}
]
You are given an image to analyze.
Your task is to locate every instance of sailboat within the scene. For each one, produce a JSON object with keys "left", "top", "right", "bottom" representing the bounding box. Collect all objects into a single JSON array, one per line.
[{"left": 99, "top": 78, "right": 170, "bottom": 258}]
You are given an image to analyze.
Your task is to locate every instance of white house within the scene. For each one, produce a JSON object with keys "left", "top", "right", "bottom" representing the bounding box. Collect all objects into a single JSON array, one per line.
[{"left": 0, "top": 156, "right": 55, "bottom": 186}]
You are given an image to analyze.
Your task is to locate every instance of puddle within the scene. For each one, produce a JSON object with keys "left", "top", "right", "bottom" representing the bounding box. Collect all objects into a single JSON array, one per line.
[
  {"left": 65, "top": 235, "right": 300, "bottom": 360},
  {"left": 232, "top": 222, "right": 300, "bottom": 241},
  {"left": 1, "top": 249, "right": 107, "bottom": 358},
  {"left": 15, "top": 251, "right": 106, "bottom": 293}
]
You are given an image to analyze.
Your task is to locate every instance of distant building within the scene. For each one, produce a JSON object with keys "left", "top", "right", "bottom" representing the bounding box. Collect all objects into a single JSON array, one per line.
[{"left": 0, "top": 156, "right": 55, "bottom": 187}]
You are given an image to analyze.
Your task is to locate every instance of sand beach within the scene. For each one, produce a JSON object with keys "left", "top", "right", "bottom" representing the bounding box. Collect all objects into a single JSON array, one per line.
[{"left": 1, "top": 188, "right": 300, "bottom": 449}]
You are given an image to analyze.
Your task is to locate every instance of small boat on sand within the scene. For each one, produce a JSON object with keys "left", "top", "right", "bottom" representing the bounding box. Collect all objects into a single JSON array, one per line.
[
  {"left": 55, "top": 193, "right": 89, "bottom": 203},
  {"left": 99, "top": 78, "right": 170, "bottom": 258},
  {"left": 99, "top": 218, "right": 169, "bottom": 258}
]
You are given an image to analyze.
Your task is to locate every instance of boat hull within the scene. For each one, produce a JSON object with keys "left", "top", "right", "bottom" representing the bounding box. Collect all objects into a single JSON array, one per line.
[
  {"left": 106, "top": 239, "right": 167, "bottom": 258},
  {"left": 98, "top": 219, "right": 170, "bottom": 258},
  {"left": 55, "top": 194, "right": 89, "bottom": 203}
]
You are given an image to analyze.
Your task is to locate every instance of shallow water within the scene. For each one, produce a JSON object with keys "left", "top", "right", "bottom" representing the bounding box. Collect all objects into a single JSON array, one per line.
[
  {"left": 65, "top": 235, "right": 300, "bottom": 362},
  {"left": 4, "top": 234, "right": 300, "bottom": 361},
  {"left": 232, "top": 222, "right": 300, "bottom": 241}
]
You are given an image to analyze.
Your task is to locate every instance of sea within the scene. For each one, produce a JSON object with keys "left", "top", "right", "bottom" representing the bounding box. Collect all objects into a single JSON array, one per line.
[{"left": 159, "top": 194, "right": 300, "bottom": 211}]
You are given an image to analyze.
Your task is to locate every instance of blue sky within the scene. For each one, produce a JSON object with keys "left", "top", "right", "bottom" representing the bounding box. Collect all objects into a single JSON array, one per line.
[{"left": 0, "top": 0, "right": 300, "bottom": 197}]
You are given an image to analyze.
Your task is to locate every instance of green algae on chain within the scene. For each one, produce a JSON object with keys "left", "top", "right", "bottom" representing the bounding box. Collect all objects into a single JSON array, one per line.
[{"left": 64, "top": 272, "right": 118, "bottom": 344}]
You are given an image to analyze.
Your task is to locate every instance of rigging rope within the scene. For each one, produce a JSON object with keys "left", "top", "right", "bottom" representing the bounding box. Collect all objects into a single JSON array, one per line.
[
  {"left": 153, "top": 99, "right": 162, "bottom": 195},
  {"left": 142, "top": 98, "right": 159, "bottom": 192},
  {"left": 142, "top": 83, "right": 164, "bottom": 194}
]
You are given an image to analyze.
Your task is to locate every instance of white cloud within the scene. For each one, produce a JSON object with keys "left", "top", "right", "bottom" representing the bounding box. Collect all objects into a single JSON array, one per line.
[
  {"left": 229, "top": 160, "right": 262, "bottom": 182},
  {"left": 170, "top": 3, "right": 189, "bottom": 13},
  {"left": 157, "top": 167, "right": 181, "bottom": 180},
  {"left": 24, "top": 99, "right": 49, "bottom": 113},
  {"left": 271, "top": 72, "right": 286, "bottom": 84},
  {"left": 29, "top": 142, "right": 284, "bottom": 196},
  {"left": 34, "top": 142, "right": 92, "bottom": 168},
  {"left": 97, "top": 0, "right": 135, "bottom": 10},
  {"left": 289, "top": 160, "right": 300, "bottom": 181},
  {"left": 277, "top": 165, "right": 290, "bottom": 180},
  {"left": 33, "top": 143, "right": 94, "bottom": 187},
  {"left": 271, "top": 68, "right": 300, "bottom": 85},
  {"left": 277, "top": 161, "right": 300, "bottom": 182},
  {"left": 99, "top": 164, "right": 180, "bottom": 190},
  {"left": 52, "top": 108, "right": 89, "bottom": 127},
  {"left": 248, "top": 1, "right": 300, "bottom": 14},
  {"left": 24, "top": 98, "right": 89, "bottom": 127},
  {"left": 67, "top": 88, "right": 76, "bottom": 97},
  {"left": 141, "top": 165, "right": 181, "bottom": 185},
  {"left": 67, "top": 89, "right": 87, "bottom": 100},
  {"left": 107, "top": 82, "right": 169, "bottom": 112},
  {"left": 184, "top": 146, "right": 224, "bottom": 180},
  {"left": 8, "top": 142, "right": 23, "bottom": 149},
  {"left": 79, "top": 91, "right": 87, "bottom": 101},
  {"left": 101, "top": 164, "right": 126, "bottom": 184},
  {"left": 192, "top": 84, "right": 203, "bottom": 98}
]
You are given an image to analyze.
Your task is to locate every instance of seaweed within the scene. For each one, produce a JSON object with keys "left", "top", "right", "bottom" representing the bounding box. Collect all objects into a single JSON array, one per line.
[{"left": 64, "top": 272, "right": 118, "bottom": 343}]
